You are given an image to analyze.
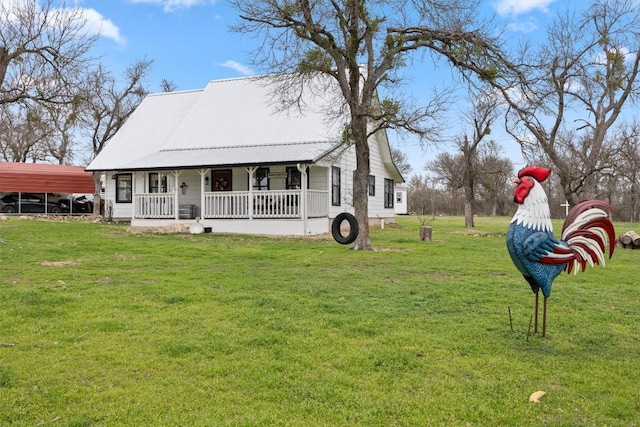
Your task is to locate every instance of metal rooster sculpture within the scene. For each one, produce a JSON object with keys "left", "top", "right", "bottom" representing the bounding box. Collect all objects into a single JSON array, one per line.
[{"left": 506, "top": 166, "right": 616, "bottom": 336}]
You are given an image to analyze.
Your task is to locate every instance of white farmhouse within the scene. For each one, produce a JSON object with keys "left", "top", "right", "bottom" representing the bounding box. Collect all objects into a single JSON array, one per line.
[{"left": 87, "top": 74, "right": 404, "bottom": 236}]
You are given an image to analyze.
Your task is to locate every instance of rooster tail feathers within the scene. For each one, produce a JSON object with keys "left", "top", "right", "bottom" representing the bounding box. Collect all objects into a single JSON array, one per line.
[
  {"left": 561, "top": 200, "right": 615, "bottom": 274},
  {"left": 562, "top": 201, "right": 613, "bottom": 233}
]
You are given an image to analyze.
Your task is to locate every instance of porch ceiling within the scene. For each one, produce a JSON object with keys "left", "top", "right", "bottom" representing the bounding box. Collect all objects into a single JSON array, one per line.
[{"left": 109, "top": 140, "right": 341, "bottom": 170}]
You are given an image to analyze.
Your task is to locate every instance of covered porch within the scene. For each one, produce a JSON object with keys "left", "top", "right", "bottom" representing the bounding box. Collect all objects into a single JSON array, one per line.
[
  {"left": 122, "top": 165, "right": 332, "bottom": 235},
  {"left": 135, "top": 189, "right": 328, "bottom": 220}
]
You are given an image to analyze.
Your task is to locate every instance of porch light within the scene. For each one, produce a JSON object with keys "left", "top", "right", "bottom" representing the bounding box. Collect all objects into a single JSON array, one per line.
[
  {"left": 180, "top": 182, "right": 188, "bottom": 195},
  {"left": 204, "top": 176, "right": 209, "bottom": 185}
]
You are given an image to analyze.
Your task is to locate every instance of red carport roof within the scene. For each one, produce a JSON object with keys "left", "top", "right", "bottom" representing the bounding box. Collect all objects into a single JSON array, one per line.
[{"left": 0, "top": 162, "right": 95, "bottom": 193}]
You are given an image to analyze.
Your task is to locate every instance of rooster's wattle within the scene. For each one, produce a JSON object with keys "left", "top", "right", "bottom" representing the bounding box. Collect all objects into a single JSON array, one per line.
[{"left": 506, "top": 166, "right": 616, "bottom": 336}]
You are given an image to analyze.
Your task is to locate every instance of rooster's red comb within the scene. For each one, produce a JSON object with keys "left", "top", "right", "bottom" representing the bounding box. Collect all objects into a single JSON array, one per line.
[{"left": 518, "top": 166, "right": 551, "bottom": 183}]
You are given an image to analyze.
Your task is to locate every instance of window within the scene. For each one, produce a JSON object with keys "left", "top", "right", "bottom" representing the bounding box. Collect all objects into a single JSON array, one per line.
[
  {"left": 286, "top": 167, "right": 302, "bottom": 189},
  {"left": 331, "top": 167, "right": 341, "bottom": 206},
  {"left": 252, "top": 168, "right": 269, "bottom": 191},
  {"left": 369, "top": 175, "right": 376, "bottom": 196},
  {"left": 115, "top": 174, "right": 132, "bottom": 203},
  {"left": 148, "top": 173, "right": 167, "bottom": 193},
  {"left": 396, "top": 191, "right": 403, "bottom": 203},
  {"left": 384, "top": 178, "right": 394, "bottom": 208}
]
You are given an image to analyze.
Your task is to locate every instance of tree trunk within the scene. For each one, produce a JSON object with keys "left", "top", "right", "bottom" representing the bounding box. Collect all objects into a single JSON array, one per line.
[
  {"left": 92, "top": 172, "right": 102, "bottom": 217},
  {"left": 462, "top": 140, "right": 475, "bottom": 228},
  {"left": 463, "top": 178, "right": 475, "bottom": 228},
  {"left": 420, "top": 226, "right": 432, "bottom": 241},
  {"left": 464, "top": 198, "right": 474, "bottom": 228},
  {"left": 0, "top": 47, "right": 9, "bottom": 90},
  {"left": 351, "top": 117, "right": 372, "bottom": 250},
  {"left": 629, "top": 187, "right": 638, "bottom": 223}
]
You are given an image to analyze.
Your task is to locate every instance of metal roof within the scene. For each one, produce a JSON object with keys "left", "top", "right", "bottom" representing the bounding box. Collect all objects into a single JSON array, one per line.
[
  {"left": 86, "top": 89, "right": 202, "bottom": 171},
  {"left": 0, "top": 162, "right": 95, "bottom": 193},
  {"left": 116, "top": 141, "right": 341, "bottom": 170},
  {"left": 86, "top": 76, "right": 346, "bottom": 171}
]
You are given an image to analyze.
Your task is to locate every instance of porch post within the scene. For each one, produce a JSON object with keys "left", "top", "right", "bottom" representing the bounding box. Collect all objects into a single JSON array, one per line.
[
  {"left": 246, "top": 166, "right": 258, "bottom": 220},
  {"left": 133, "top": 172, "right": 140, "bottom": 218},
  {"left": 297, "top": 163, "right": 308, "bottom": 234},
  {"left": 198, "top": 169, "right": 207, "bottom": 218},
  {"left": 172, "top": 171, "right": 180, "bottom": 220}
]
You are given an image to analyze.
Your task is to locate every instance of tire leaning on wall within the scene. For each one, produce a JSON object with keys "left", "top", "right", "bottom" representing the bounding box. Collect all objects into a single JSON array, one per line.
[{"left": 331, "top": 212, "right": 359, "bottom": 244}]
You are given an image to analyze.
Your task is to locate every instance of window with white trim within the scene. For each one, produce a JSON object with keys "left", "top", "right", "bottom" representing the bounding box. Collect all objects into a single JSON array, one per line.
[
  {"left": 384, "top": 178, "right": 394, "bottom": 208},
  {"left": 331, "top": 167, "right": 341, "bottom": 206},
  {"left": 115, "top": 174, "right": 132, "bottom": 203}
]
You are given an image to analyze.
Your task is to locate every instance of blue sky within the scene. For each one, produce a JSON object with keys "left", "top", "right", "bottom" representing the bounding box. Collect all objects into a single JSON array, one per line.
[{"left": 76, "top": 0, "right": 572, "bottom": 174}]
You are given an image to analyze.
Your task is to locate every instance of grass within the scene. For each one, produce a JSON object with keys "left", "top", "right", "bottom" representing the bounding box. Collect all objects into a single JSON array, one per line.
[{"left": 0, "top": 215, "right": 639, "bottom": 426}]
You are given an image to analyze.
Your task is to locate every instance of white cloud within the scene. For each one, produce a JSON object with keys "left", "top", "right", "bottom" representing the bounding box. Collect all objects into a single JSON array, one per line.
[
  {"left": 0, "top": 1, "right": 126, "bottom": 44},
  {"left": 506, "top": 18, "right": 539, "bottom": 33},
  {"left": 128, "top": 0, "right": 216, "bottom": 13},
  {"left": 494, "top": 0, "right": 557, "bottom": 17},
  {"left": 219, "top": 60, "right": 254, "bottom": 76},
  {"left": 80, "top": 8, "right": 126, "bottom": 45}
]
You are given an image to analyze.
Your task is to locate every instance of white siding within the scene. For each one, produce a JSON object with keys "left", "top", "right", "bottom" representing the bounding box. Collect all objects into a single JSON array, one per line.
[
  {"left": 320, "top": 143, "right": 356, "bottom": 218},
  {"left": 368, "top": 132, "right": 394, "bottom": 218},
  {"left": 319, "top": 131, "right": 401, "bottom": 222}
]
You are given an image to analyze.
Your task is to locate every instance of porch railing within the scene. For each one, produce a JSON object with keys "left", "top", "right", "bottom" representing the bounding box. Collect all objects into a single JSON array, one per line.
[
  {"left": 135, "top": 193, "right": 175, "bottom": 218},
  {"left": 251, "top": 190, "right": 301, "bottom": 218},
  {"left": 203, "top": 190, "right": 329, "bottom": 218},
  {"left": 204, "top": 191, "right": 250, "bottom": 218},
  {"left": 134, "top": 190, "right": 328, "bottom": 219}
]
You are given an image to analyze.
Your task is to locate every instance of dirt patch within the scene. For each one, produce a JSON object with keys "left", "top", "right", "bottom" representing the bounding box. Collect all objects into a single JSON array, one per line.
[
  {"left": 453, "top": 229, "right": 491, "bottom": 236},
  {"left": 452, "top": 229, "right": 505, "bottom": 237},
  {"left": 375, "top": 246, "right": 408, "bottom": 252},
  {"left": 126, "top": 224, "right": 190, "bottom": 234},
  {"left": 41, "top": 260, "right": 78, "bottom": 267}
]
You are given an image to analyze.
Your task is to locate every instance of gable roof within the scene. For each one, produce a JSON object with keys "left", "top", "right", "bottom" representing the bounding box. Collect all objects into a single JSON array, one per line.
[
  {"left": 0, "top": 162, "right": 95, "bottom": 193},
  {"left": 86, "top": 75, "right": 346, "bottom": 172}
]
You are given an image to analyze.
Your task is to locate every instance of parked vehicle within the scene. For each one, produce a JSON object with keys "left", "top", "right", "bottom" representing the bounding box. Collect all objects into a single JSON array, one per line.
[
  {"left": 57, "top": 194, "right": 94, "bottom": 213},
  {"left": 0, "top": 193, "right": 63, "bottom": 214}
]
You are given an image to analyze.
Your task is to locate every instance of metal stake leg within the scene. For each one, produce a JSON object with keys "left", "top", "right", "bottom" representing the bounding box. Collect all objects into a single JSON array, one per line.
[
  {"left": 542, "top": 297, "right": 548, "bottom": 337},
  {"left": 534, "top": 290, "right": 539, "bottom": 334}
]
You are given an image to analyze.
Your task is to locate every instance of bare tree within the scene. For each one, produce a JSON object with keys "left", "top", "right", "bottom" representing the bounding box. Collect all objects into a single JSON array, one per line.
[
  {"left": 0, "top": 103, "right": 52, "bottom": 162},
  {"left": 80, "top": 59, "right": 153, "bottom": 215},
  {"left": 405, "top": 173, "right": 442, "bottom": 217},
  {"left": 160, "top": 78, "right": 177, "bottom": 93},
  {"left": 476, "top": 141, "right": 513, "bottom": 217},
  {"left": 0, "top": 0, "right": 96, "bottom": 106},
  {"left": 614, "top": 121, "right": 640, "bottom": 221},
  {"left": 230, "top": 0, "right": 506, "bottom": 250},
  {"left": 426, "top": 152, "right": 464, "bottom": 191},
  {"left": 43, "top": 101, "right": 83, "bottom": 164},
  {"left": 426, "top": 92, "right": 499, "bottom": 227},
  {"left": 478, "top": 0, "right": 640, "bottom": 204},
  {"left": 456, "top": 93, "right": 499, "bottom": 227},
  {"left": 391, "top": 147, "right": 411, "bottom": 177}
]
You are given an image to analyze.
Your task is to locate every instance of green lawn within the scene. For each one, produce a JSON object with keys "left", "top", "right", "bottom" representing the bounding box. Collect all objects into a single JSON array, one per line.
[{"left": 0, "top": 215, "right": 639, "bottom": 426}]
